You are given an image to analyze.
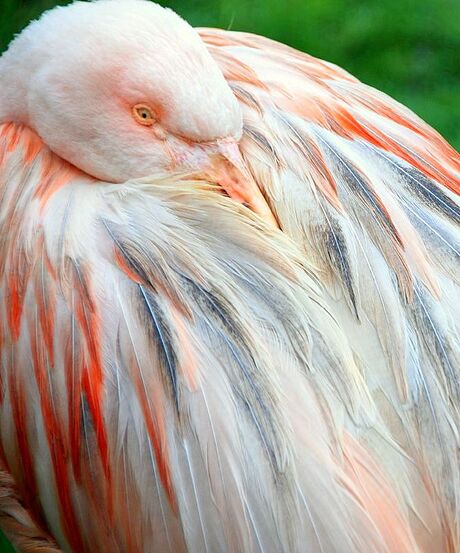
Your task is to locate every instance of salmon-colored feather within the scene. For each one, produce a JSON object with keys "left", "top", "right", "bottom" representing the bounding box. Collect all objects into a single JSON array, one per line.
[
  {"left": 200, "top": 29, "right": 460, "bottom": 201},
  {"left": 200, "top": 25, "right": 460, "bottom": 550},
  {"left": 0, "top": 2, "right": 459, "bottom": 552}
]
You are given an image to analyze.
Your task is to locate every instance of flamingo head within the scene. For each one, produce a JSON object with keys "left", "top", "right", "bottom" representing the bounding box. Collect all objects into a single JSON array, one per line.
[{"left": 0, "top": 0, "right": 276, "bottom": 225}]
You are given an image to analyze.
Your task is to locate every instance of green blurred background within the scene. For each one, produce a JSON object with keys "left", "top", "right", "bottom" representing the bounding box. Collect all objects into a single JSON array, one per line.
[{"left": 0, "top": 0, "right": 459, "bottom": 550}]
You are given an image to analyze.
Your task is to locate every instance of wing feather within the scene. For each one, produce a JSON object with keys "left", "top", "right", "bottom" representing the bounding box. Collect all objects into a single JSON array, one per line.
[
  {"left": 0, "top": 123, "right": 442, "bottom": 552},
  {"left": 201, "top": 28, "right": 460, "bottom": 550}
]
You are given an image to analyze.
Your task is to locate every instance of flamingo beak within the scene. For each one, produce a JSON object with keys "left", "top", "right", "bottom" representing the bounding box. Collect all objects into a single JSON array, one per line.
[{"left": 204, "top": 140, "right": 279, "bottom": 229}]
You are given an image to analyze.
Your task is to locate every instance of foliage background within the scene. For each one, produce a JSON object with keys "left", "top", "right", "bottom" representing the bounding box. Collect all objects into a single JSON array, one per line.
[{"left": 0, "top": 0, "right": 459, "bottom": 550}]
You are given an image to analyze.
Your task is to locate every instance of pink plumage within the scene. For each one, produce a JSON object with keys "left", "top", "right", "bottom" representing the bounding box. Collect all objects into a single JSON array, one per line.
[{"left": 0, "top": 2, "right": 459, "bottom": 552}]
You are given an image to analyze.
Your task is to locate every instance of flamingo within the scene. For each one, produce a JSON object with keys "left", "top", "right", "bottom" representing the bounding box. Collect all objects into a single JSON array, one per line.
[{"left": 0, "top": 1, "right": 459, "bottom": 552}]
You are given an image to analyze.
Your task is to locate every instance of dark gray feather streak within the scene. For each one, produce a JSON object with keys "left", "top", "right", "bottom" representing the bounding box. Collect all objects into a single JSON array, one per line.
[
  {"left": 139, "top": 285, "right": 179, "bottom": 412},
  {"left": 181, "top": 274, "right": 283, "bottom": 476}
]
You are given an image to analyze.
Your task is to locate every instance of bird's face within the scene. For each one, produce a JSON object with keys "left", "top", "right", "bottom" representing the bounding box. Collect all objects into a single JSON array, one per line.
[{"left": 0, "top": 0, "right": 276, "bottom": 224}]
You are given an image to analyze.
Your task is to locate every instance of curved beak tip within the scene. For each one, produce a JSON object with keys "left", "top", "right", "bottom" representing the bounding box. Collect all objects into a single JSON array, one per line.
[{"left": 206, "top": 142, "right": 279, "bottom": 229}]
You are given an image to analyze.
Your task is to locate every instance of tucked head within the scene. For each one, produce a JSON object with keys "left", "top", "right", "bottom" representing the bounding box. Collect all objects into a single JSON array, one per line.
[{"left": 0, "top": 0, "right": 275, "bottom": 223}]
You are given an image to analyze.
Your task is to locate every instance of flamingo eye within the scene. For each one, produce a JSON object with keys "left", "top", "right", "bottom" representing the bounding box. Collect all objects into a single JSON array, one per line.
[{"left": 132, "top": 104, "right": 155, "bottom": 126}]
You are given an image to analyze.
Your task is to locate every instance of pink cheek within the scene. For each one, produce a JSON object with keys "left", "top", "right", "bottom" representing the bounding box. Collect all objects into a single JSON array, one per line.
[
  {"left": 162, "top": 140, "right": 178, "bottom": 170},
  {"left": 173, "top": 146, "right": 209, "bottom": 169},
  {"left": 152, "top": 125, "right": 167, "bottom": 141}
]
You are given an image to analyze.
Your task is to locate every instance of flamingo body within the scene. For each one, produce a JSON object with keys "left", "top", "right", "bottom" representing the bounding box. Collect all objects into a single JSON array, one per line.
[{"left": 0, "top": 2, "right": 459, "bottom": 552}]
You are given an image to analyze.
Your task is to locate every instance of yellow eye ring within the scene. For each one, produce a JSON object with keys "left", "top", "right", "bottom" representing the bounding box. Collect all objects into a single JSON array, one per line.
[{"left": 132, "top": 104, "right": 155, "bottom": 126}]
